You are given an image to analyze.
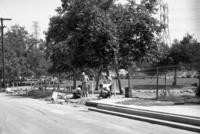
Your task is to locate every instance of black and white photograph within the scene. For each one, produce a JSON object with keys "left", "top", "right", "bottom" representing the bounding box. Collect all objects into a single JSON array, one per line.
[{"left": 0, "top": 0, "right": 200, "bottom": 133}]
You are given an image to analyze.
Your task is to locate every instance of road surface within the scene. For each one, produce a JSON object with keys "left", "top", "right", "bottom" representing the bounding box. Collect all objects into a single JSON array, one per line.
[{"left": 0, "top": 93, "right": 197, "bottom": 134}]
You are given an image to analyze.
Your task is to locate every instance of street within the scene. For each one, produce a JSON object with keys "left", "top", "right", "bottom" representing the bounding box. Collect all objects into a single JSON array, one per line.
[{"left": 0, "top": 93, "right": 198, "bottom": 134}]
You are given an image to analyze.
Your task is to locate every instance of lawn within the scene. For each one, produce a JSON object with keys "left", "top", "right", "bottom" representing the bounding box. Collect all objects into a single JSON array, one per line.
[{"left": 114, "top": 78, "right": 198, "bottom": 90}]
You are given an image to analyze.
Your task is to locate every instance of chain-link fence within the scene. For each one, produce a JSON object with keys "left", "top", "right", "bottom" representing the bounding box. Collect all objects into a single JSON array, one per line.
[
  {"left": 3, "top": 65, "right": 199, "bottom": 100},
  {"left": 113, "top": 65, "right": 199, "bottom": 99}
]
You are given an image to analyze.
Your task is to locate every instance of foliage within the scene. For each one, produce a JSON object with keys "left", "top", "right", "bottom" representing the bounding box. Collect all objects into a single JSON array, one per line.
[
  {"left": 110, "top": 0, "right": 163, "bottom": 69},
  {"left": 157, "top": 33, "right": 200, "bottom": 96},
  {"left": 159, "top": 34, "right": 198, "bottom": 68},
  {"left": 46, "top": 0, "right": 117, "bottom": 73},
  {"left": 0, "top": 25, "right": 48, "bottom": 82},
  {"left": 46, "top": 0, "right": 164, "bottom": 94},
  {"left": 27, "top": 90, "right": 53, "bottom": 98}
]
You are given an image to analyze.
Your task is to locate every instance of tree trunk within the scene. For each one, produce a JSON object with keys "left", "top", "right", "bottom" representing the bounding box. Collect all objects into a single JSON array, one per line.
[
  {"left": 106, "top": 67, "right": 110, "bottom": 76},
  {"left": 114, "top": 61, "right": 123, "bottom": 94},
  {"left": 44, "top": 80, "right": 47, "bottom": 90},
  {"left": 73, "top": 69, "right": 77, "bottom": 89},
  {"left": 196, "top": 71, "right": 200, "bottom": 97},
  {"left": 156, "top": 67, "right": 159, "bottom": 100},
  {"left": 128, "top": 72, "right": 130, "bottom": 90},
  {"left": 95, "top": 66, "right": 103, "bottom": 90},
  {"left": 57, "top": 73, "right": 60, "bottom": 90}
]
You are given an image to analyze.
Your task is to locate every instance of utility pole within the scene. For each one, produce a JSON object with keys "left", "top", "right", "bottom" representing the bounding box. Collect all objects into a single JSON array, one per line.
[
  {"left": 159, "top": 0, "right": 171, "bottom": 46},
  {"left": 156, "top": 67, "right": 159, "bottom": 100},
  {"left": 0, "top": 18, "right": 11, "bottom": 89}
]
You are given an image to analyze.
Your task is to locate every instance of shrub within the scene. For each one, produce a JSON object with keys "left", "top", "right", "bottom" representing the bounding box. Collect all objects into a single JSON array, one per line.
[{"left": 27, "top": 90, "right": 53, "bottom": 98}]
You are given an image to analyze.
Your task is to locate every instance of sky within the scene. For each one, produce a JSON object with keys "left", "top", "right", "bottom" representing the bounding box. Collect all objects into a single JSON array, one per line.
[{"left": 0, "top": 0, "right": 200, "bottom": 43}]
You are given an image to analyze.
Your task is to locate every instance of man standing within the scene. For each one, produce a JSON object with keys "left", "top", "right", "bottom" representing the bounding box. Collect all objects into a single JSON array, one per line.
[
  {"left": 105, "top": 74, "right": 112, "bottom": 91},
  {"left": 81, "top": 72, "right": 89, "bottom": 97}
]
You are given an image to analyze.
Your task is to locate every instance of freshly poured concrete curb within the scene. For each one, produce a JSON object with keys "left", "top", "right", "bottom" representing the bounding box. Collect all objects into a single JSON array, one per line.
[
  {"left": 87, "top": 101, "right": 200, "bottom": 132},
  {"left": 86, "top": 101, "right": 98, "bottom": 107},
  {"left": 97, "top": 104, "right": 200, "bottom": 126},
  {"left": 89, "top": 107, "right": 200, "bottom": 133}
]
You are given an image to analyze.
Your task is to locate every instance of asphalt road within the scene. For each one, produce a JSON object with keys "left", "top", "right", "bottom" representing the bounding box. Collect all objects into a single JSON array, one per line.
[{"left": 0, "top": 93, "right": 197, "bottom": 134}]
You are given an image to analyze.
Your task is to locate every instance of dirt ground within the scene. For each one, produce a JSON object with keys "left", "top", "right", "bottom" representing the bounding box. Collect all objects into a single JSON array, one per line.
[{"left": 117, "top": 86, "right": 200, "bottom": 106}]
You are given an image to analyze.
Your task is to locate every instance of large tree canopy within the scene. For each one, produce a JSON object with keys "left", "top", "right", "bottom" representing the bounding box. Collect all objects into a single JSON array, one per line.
[
  {"left": 46, "top": 0, "right": 163, "bottom": 71},
  {"left": 111, "top": 0, "right": 162, "bottom": 69},
  {"left": 46, "top": 0, "right": 118, "bottom": 89},
  {"left": 46, "top": 0, "right": 117, "bottom": 71}
]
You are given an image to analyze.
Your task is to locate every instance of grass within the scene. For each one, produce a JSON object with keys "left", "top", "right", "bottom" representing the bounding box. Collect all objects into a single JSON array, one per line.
[{"left": 119, "top": 78, "right": 198, "bottom": 89}]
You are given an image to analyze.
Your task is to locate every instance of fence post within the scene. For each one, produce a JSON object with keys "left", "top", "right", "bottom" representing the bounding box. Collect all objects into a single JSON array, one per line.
[
  {"left": 156, "top": 67, "right": 159, "bottom": 100},
  {"left": 114, "top": 79, "right": 117, "bottom": 96},
  {"left": 128, "top": 73, "right": 131, "bottom": 90},
  {"left": 173, "top": 67, "right": 177, "bottom": 86},
  {"left": 165, "top": 72, "right": 167, "bottom": 96},
  {"left": 69, "top": 80, "right": 71, "bottom": 93}
]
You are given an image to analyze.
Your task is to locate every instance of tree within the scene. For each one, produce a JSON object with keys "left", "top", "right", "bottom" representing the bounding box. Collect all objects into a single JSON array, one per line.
[
  {"left": 1, "top": 25, "right": 28, "bottom": 81},
  {"left": 46, "top": 0, "right": 165, "bottom": 94},
  {"left": 46, "top": 0, "right": 118, "bottom": 90},
  {"left": 189, "top": 43, "right": 200, "bottom": 96},
  {"left": 170, "top": 34, "right": 200, "bottom": 96},
  {"left": 110, "top": 0, "right": 162, "bottom": 89},
  {"left": 158, "top": 33, "right": 200, "bottom": 95},
  {"left": 168, "top": 34, "right": 198, "bottom": 65},
  {"left": 120, "top": 0, "right": 161, "bottom": 65},
  {"left": 0, "top": 25, "right": 49, "bottom": 83},
  {"left": 25, "top": 41, "right": 49, "bottom": 77}
]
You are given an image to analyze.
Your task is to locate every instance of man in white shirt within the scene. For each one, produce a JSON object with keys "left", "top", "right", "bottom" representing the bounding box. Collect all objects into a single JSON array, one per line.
[{"left": 81, "top": 72, "right": 89, "bottom": 97}]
